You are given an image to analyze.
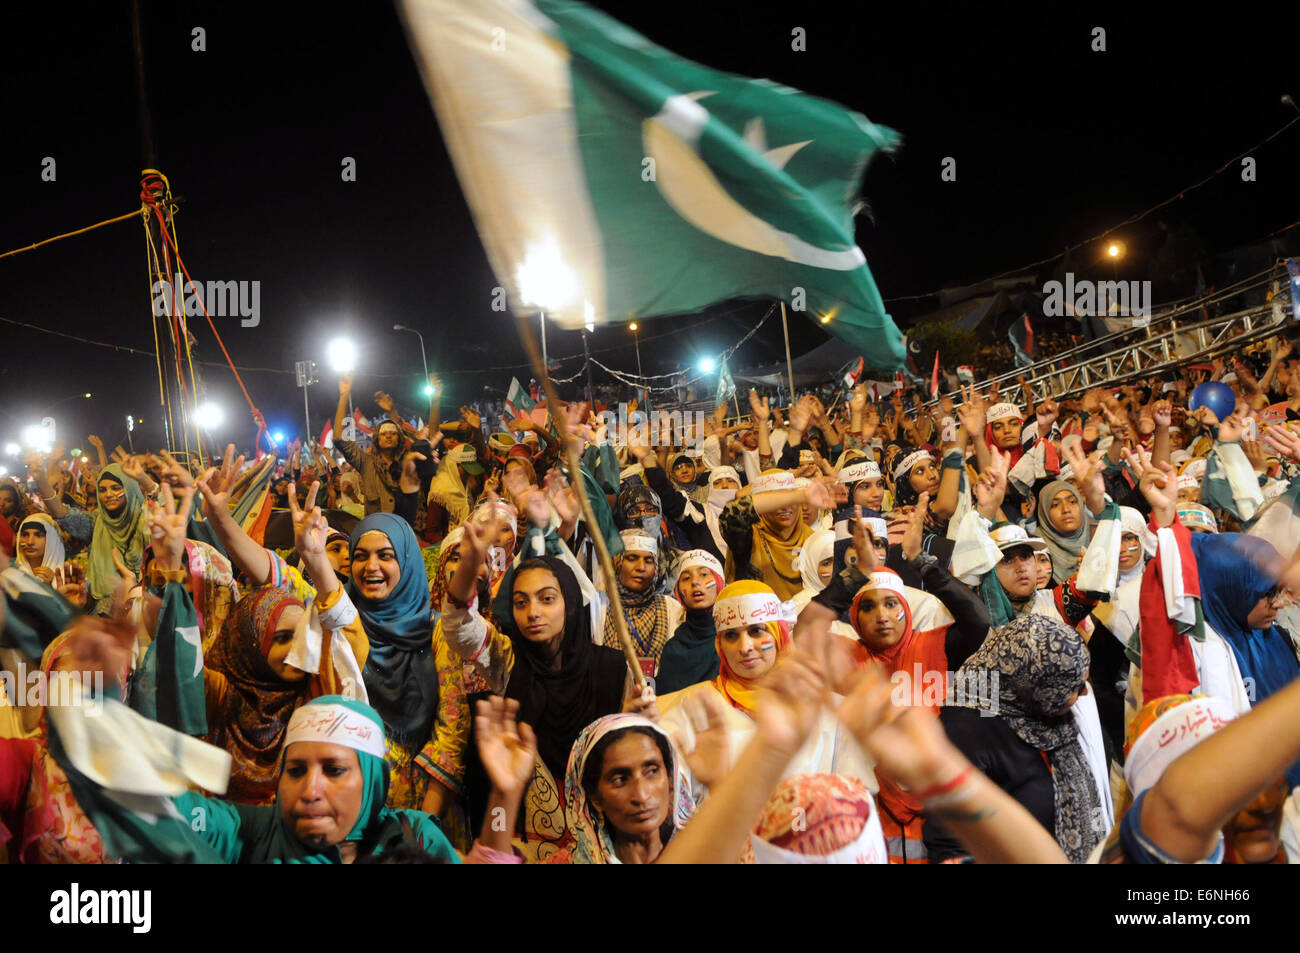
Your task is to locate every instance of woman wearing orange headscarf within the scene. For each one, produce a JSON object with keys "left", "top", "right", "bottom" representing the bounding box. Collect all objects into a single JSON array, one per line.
[
  {"left": 656, "top": 580, "right": 873, "bottom": 793},
  {"left": 808, "top": 504, "right": 993, "bottom": 862}
]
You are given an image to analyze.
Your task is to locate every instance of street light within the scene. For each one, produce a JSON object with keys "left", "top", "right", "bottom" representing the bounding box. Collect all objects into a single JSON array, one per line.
[
  {"left": 3, "top": 442, "right": 18, "bottom": 456},
  {"left": 517, "top": 239, "right": 580, "bottom": 373},
  {"left": 327, "top": 337, "right": 358, "bottom": 374},
  {"left": 698, "top": 357, "right": 716, "bottom": 374},
  {"left": 194, "top": 401, "right": 224, "bottom": 431},
  {"left": 393, "top": 324, "right": 432, "bottom": 397},
  {"left": 273, "top": 430, "right": 285, "bottom": 443}
]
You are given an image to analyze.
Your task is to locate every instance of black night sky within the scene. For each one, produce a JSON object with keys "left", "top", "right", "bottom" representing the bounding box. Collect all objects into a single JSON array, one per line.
[{"left": 2, "top": 2, "right": 1297, "bottom": 456}]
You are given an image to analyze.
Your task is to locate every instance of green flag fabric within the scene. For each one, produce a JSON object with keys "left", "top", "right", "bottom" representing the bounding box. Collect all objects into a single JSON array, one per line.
[
  {"left": 130, "top": 581, "right": 208, "bottom": 737},
  {"left": 715, "top": 355, "right": 738, "bottom": 405},
  {"left": 402, "top": 0, "right": 905, "bottom": 369}
]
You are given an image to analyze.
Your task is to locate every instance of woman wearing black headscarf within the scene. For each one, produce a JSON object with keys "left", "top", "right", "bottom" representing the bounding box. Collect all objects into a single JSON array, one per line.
[
  {"left": 442, "top": 513, "right": 630, "bottom": 862},
  {"left": 925, "top": 614, "right": 1109, "bottom": 863}
]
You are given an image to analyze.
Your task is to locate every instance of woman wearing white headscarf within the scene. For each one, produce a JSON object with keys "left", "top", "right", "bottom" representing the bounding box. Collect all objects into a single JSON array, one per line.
[{"left": 14, "top": 513, "right": 66, "bottom": 581}]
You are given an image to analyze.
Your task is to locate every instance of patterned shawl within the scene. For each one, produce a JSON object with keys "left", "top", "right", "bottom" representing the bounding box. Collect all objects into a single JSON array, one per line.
[
  {"left": 602, "top": 549, "right": 671, "bottom": 662},
  {"left": 562, "top": 714, "right": 693, "bottom": 864},
  {"left": 204, "top": 587, "right": 312, "bottom": 805},
  {"left": 948, "top": 614, "right": 1105, "bottom": 862}
]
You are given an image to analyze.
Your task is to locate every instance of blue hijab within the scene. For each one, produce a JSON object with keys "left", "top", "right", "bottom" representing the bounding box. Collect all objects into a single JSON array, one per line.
[
  {"left": 1191, "top": 532, "right": 1300, "bottom": 786},
  {"left": 345, "top": 514, "right": 438, "bottom": 749}
]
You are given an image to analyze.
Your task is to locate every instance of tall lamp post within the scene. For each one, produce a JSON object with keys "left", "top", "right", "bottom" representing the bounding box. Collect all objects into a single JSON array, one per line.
[
  {"left": 629, "top": 322, "right": 649, "bottom": 413},
  {"left": 393, "top": 324, "right": 431, "bottom": 394},
  {"left": 295, "top": 360, "right": 319, "bottom": 442}
]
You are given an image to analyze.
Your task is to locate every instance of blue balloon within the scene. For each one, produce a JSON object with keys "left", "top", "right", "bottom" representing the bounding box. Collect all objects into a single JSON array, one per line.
[{"left": 1189, "top": 381, "right": 1236, "bottom": 421}]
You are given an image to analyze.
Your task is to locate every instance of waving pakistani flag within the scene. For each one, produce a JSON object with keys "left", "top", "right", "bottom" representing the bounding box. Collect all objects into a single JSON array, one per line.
[
  {"left": 130, "top": 581, "right": 208, "bottom": 737},
  {"left": 401, "top": 0, "right": 905, "bottom": 369}
]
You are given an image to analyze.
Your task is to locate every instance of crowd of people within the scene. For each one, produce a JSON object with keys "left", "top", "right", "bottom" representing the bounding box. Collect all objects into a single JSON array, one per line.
[{"left": 2, "top": 329, "right": 1300, "bottom": 865}]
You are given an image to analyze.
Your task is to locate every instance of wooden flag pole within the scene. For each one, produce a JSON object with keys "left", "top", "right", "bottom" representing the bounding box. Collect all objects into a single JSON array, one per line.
[
  {"left": 781, "top": 300, "right": 796, "bottom": 405},
  {"left": 513, "top": 309, "right": 648, "bottom": 694}
]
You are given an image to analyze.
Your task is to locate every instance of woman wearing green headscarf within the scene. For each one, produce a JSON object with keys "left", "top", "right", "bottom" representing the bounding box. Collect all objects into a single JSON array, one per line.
[
  {"left": 171, "top": 696, "right": 459, "bottom": 863},
  {"left": 42, "top": 462, "right": 151, "bottom": 615}
]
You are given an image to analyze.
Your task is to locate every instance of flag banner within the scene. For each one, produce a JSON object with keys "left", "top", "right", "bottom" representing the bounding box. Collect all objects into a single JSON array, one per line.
[
  {"left": 929, "top": 350, "right": 941, "bottom": 397},
  {"left": 956, "top": 365, "right": 974, "bottom": 385},
  {"left": 505, "top": 376, "right": 537, "bottom": 421},
  {"left": 1009, "top": 313, "right": 1034, "bottom": 367},
  {"left": 130, "top": 582, "right": 208, "bottom": 737},
  {"left": 837, "top": 355, "right": 865, "bottom": 389},
  {"left": 716, "top": 355, "right": 737, "bottom": 405},
  {"left": 402, "top": 0, "right": 905, "bottom": 368}
]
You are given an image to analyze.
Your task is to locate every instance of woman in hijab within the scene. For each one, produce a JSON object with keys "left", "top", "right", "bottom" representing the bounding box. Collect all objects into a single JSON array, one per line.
[
  {"left": 596, "top": 529, "right": 684, "bottom": 680},
  {"left": 51, "top": 463, "right": 151, "bottom": 616},
  {"left": 720, "top": 470, "right": 829, "bottom": 601},
  {"left": 290, "top": 488, "right": 448, "bottom": 813},
  {"left": 930, "top": 614, "right": 1108, "bottom": 863},
  {"left": 668, "top": 452, "right": 708, "bottom": 507},
  {"left": 14, "top": 513, "right": 66, "bottom": 582},
  {"left": 442, "top": 510, "right": 631, "bottom": 860},
  {"left": 702, "top": 466, "right": 741, "bottom": 561},
  {"left": 54, "top": 693, "right": 460, "bottom": 864},
  {"left": 1191, "top": 532, "right": 1300, "bottom": 786},
  {"left": 552, "top": 713, "right": 695, "bottom": 864},
  {"left": 656, "top": 550, "right": 725, "bottom": 695},
  {"left": 1087, "top": 506, "right": 1157, "bottom": 755},
  {"left": 1036, "top": 479, "right": 1095, "bottom": 586},
  {"left": 657, "top": 580, "right": 874, "bottom": 795},
  {"left": 791, "top": 528, "right": 835, "bottom": 615},
  {"left": 202, "top": 587, "right": 317, "bottom": 806}
]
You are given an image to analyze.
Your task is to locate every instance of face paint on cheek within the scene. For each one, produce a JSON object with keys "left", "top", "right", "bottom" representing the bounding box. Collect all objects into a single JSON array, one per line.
[
  {"left": 895, "top": 609, "right": 906, "bottom": 622},
  {"left": 755, "top": 638, "right": 776, "bottom": 653}
]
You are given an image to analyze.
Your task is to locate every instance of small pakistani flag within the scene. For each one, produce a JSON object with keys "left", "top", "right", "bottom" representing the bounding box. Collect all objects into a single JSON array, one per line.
[
  {"left": 130, "top": 581, "right": 208, "bottom": 737},
  {"left": 716, "top": 355, "right": 737, "bottom": 405},
  {"left": 505, "top": 376, "right": 536, "bottom": 420},
  {"left": 401, "top": 0, "right": 905, "bottom": 368}
]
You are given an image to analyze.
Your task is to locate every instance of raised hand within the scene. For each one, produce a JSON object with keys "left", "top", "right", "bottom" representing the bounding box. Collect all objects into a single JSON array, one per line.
[
  {"left": 154, "top": 450, "right": 195, "bottom": 488},
  {"left": 400, "top": 451, "right": 427, "bottom": 494},
  {"left": 374, "top": 391, "right": 395, "bottom": 413},
  {"left": 849, "top": 385, "right": 868, "bottom": 417},
  {"left": 1134, "top": 450, "right": 1177, "bottom": 528},
  {"left": 901, "top": 492, "right": 930, "bottom": 561},
  {"left": 836, "top": 663, "right": 967, "bottom": 795},
  {"left": 676, "top": 689, "right": 733, "bottom": 789},
  {"left": 1035, "top": 398, "right": 1059, "bottom": 434},
  {"left": 1151, "top": 399, "right": 1172, "bottom": 429},
  {"left": 544, "top": 468, "right": 578, "bottom": 528},
  {"left": 514, "top": 486, "right": 551, "bottom": 531},
  {"left": 851, "top": 504, "right": 881, "bottom": 572},
  {"left": 338, "top": 374, "right": 353, "bottom": 399},
  {"left": 955, "top": 384, "right": 986, "bottom": 439},
  {"left": 195, "top": 443, "right": 247, "bottom": 520},
  {"left": 1261, "top": 422, "right": 1300, "bottom": 462},
  {"left": 788, "top": 395, "right": 817, "bottom": 434},
  {"left": 55, "top": 561, "right": 88, "bottom": 609},
  {"left": 474, "top": 696, "right": 538, "bottom": 797},
  {"left": 747, "top": 388, "right": 770, "bottom": 424},
  {"left": 1061, "top": 438, "right": 1106, "bottom": 515},
  {"left": 288, "top": 481, "right": 327, "bottom": 560},
  {"left": 803, "top": 476, "right": 847, "bottom": 511},
  {"left": 753, "top": 651, "right": 830, "bottom": 757},
  {"left": 86, "top": 434, "right": 104, "bottom": 450},
  {"left": 973, "top": 445, "right": 1009, "bottom": 519},
  {"left": 448, "top": 515, "right": 493, "bottom": 604},
  {"left": 460, "top": 406, "right": 482, "bottom": 431},
  {"left": 1241, "top": 439, "right": 1268, "bottom": 474},
  {"left": 148, "top": 482, "right": 196, "bottom": 572}
]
